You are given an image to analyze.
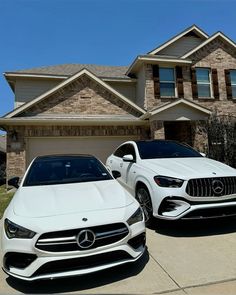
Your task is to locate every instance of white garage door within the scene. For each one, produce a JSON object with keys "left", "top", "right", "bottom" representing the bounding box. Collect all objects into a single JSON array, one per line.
[{"left": 27, "top": 137, "right": 138, "bottom": 165}]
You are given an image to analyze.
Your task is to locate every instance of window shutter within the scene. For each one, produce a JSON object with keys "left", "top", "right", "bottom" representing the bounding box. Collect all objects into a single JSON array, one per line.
[
  {"left": 212, "top": 69, "right": 219, "bottom": 99},
  {"left": 153, "top": 65, "right": 160, "bottom": 98},
  {"left": 191, "top": 67, "right": 198, "bottom": 98},
  {"left": 176, "top": 66, "right": 184, "bottom": 98},
  {"left": 225, "top": 69, "right": 232, "bottom": 99}
]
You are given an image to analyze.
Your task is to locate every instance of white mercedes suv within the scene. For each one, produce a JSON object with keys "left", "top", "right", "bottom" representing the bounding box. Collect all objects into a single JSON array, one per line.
[
  {"left": 0, "top": 155, "right": 145, "bottom": 281},
  {"left": 106, "top": 140, "right": 236, "bottom": 225}
]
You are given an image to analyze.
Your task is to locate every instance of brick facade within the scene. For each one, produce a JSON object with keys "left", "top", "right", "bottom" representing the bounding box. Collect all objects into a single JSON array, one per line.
[
  {"left": 188, "top": 39, "right": 236, "bottom": 117},
  {"left": 142, "top": 37, "right": 236, "bottom": 153},
  {"left": 22, "top": 75, "right": 142, "bottom": 118},
  {"left": 145, "top": 38, "right": 236, "bottom": 117},
  {"left": 144, "top": 64, "right": 156, "bottom": 110}
]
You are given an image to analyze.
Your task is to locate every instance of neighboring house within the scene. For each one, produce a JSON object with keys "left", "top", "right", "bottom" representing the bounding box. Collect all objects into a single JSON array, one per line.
[{"left": 0, "top": 24, "right": 236, "bottom": 180}]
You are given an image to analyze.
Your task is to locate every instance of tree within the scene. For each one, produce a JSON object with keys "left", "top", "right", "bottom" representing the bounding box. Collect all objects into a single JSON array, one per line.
[{"left": 197, "top": 112, "right": 236, "bottom": 168}]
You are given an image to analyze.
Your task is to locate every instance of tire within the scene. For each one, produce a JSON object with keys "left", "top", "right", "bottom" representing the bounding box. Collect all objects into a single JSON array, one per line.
[{"left": 136, "top": 186, "right": 154, "bottom": 227}]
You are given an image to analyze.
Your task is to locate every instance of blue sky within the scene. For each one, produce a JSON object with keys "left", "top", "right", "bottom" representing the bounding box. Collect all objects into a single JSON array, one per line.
[{"left": 1, "top": 0, "right": 236, "bottom": 117}]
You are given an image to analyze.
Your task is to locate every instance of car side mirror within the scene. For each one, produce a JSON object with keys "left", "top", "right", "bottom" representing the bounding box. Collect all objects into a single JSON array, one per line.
[
  {"left": 112, "top": 170, "right": 121, "bottom": 179},
  {"left": 8, "top": 177, "right": 20, "bottom": 189},
  {"left": 122, "top": 154, "right": 134, "bottom": 162},
  {"left": 200, "top": 152, "right": 206, "bottom": 157}
]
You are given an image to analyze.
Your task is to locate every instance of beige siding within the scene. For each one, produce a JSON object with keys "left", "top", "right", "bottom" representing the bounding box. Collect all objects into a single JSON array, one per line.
[
  {"left": 158, "top": 36, "right": 204, "bottom": 57},
  {"left": 150, "top": 104, "right": 209, "bottom": 121},
  {"left": 15, "top": 78, "right": 62, "bottom": 108},
  {"left": 106, "top": 81, "right": 136, "bottom": 101}
]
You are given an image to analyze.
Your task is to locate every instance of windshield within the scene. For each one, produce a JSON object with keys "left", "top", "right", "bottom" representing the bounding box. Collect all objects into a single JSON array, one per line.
[
  {"left": 23, "top": 156, "right": 112, "bottom": 187},
  {"left": 136, "top": 141, "right": 202, "bottom": 159}
]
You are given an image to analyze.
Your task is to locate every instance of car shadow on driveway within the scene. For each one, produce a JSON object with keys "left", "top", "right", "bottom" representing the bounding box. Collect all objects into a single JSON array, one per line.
[
  {"left": 6, "top": 248, "right": 149, "bottom": 294},
  {"left": 151, "top": 217, "right": 236, "bottom": 237}
]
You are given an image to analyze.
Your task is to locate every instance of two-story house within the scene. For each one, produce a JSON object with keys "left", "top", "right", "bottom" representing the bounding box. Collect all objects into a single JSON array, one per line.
[{"left": 1, "top": 25, "right": 236, "bottom": 180}]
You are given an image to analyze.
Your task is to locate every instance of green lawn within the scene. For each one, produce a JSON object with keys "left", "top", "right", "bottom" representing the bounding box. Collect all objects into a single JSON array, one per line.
[{"left": 0, "top": 186, "right": 14, "bottom": 219}]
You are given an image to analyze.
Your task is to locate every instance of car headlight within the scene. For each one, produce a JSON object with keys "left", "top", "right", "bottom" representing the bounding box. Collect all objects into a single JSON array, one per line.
[
  {"left": 154, "top": 175, "right": 184, "bottom": 188},
  {"left": 127, "top": 207, "right": 144, "bottom": 226},
  {"left": 4, "top": 219, "right": 36, "bottom": 239}
]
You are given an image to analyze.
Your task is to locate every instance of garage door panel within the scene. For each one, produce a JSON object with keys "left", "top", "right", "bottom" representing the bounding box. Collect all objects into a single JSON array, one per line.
[{"left": 27, "top": 137, "right": 138, "bottom": 165}]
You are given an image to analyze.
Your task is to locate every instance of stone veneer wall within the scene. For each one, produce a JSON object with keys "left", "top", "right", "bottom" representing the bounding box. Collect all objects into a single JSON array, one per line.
[
  {"left": 144, "top": 64, "right": 156, "bottom": 110},
  {"left": 21, "top": 75, "right": 142, "bottom": 118},
  {"left": 144, "top": 38, "right": 236, "bottom": 117},
  {"left": 150, "top": 121, "right": 165, "bottom": 139},
  {"left": 6, "top": 125, "right": 150, "bottom": 180},
  {"left": 143, "top": 38, "right": 236, "bottom": 152}
]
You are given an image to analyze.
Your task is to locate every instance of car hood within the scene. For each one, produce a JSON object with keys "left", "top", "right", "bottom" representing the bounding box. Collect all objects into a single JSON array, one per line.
[
  {"left": 141, "top": 157, "right": 236, "bottom": 179},
  {"left": 13, "top": 180, "right": 134, "bottom": 218}
]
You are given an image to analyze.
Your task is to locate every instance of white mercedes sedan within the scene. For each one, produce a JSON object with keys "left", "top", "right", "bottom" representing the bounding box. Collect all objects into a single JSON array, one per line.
[
  {"left": 0, "top": 155, "right": 145, "bottom": 281},
  {"left": 106, "top": 140, "right": 236, "bottom": 225}
]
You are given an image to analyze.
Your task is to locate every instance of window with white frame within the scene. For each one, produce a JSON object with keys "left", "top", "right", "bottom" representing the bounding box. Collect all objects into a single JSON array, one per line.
[
  {"left": 230, "top": 70, "right": 236, "bottom": 98},
  {"left": 159, "top": 67, "right": 176, "bottom": 97},
  {"left": 196, "top": 68, "right": 212, "bottom": 98}
]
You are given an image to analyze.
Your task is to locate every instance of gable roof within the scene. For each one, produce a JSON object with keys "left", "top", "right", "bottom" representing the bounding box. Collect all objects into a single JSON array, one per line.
[
  {"left": 5, "top": 64, "right": 131, "bottom": 80},
  {"left": 181, "top": 31, "right": 236, "bottom": 59},
  {"left": 141, "top": 98, "right": 212, "bottom": 119},
  {"left": 148, "top": 25, "right": 209, "bottom": 55},
  {"left": 5, "top": 68, "right": 145, "bottom": 118}
]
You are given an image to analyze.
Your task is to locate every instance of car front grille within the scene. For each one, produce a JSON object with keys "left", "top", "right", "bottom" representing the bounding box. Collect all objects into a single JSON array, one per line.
[
  {"left": 186, "top": 177, "right": 236, "bottom": 197},
  {"left": 35, "top": 223, "right": 129, "bottom": 252}
]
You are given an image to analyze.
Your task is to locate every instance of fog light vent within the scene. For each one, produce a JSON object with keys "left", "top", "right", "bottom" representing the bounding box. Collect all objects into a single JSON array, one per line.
[
  {"left": 4, "top": 252, "right": 37, "bottom": 270},
  {"left": 128, "top": 233, "right": 146, "bottom": 250}
]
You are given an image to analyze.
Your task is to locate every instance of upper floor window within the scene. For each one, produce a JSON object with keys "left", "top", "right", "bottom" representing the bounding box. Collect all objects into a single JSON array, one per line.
[
  {"left": 230, "top": 70, "right": 236, "bottom": 98},
  {"left": 159, "top": 68, "right": 176, "bottom": 97},
  {"left": 196, "top": 68, "right": 212, "bottom": 98}
]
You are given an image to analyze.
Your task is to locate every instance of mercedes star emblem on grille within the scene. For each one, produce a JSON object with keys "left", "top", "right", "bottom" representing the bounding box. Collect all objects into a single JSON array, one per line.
[
  {"left": 212, "top": 179, "right": 224, "bottom": 195},
  {"left": 77, "top": 229, "right": 96, "bottom": 249}
]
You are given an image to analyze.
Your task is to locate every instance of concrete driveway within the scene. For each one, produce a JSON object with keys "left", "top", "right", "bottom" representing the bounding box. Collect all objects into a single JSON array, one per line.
[{"left": 1, "top": 218, "right": 236, "bottom": 294}]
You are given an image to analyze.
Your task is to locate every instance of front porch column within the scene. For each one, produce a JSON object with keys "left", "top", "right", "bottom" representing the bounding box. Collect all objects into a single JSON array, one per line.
[{"left": 150, "top": 120, "right": 165, "bottom": 139}]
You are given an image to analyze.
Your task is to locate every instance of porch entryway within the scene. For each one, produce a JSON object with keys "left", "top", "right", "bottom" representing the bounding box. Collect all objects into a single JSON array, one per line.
[{"left": 164, "top": 121, "right": 193, "bottom": 146}]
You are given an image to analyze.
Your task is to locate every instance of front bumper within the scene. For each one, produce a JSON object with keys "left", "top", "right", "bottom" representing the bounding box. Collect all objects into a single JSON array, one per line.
[
  {"left": 1, "top": 223, "right": 145, "bottom": 281},
  {"left": 155, "top": 196, "right": 236, "bottom": 220}
]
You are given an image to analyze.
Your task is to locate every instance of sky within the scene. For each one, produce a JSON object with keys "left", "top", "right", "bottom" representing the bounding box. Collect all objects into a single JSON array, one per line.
[{"left": 1, "top": 0, "right": 236, "bottom": 118}]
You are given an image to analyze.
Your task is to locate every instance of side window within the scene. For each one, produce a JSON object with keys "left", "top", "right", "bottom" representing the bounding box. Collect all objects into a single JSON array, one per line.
[
  {"left": 124, "top": 144, "right": 136, "bottom": 161},
  {"left": 113, "top": 144, "right": 136, "bottom": 160},
  {"left": 113, "top": 145, "right": 127, "bottom": 158},
  {"left": 230, "top": 70, "right": 236, "bottom": 98}
]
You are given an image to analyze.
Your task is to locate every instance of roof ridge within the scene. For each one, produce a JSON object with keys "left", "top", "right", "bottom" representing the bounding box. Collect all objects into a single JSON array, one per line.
[{"left": 7, "top": 63, "right": 129, "bottom": 72}]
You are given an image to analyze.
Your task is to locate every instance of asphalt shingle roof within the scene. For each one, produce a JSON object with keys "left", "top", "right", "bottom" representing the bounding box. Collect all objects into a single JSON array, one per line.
[{"left": 7, "top": 64, "right": 130, "bottom": 79}]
